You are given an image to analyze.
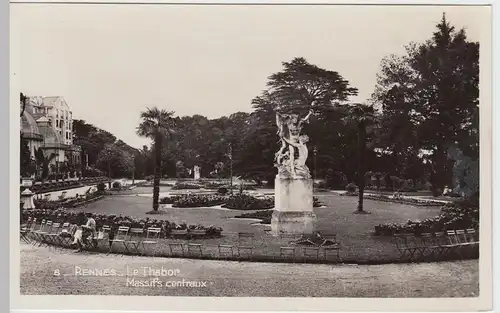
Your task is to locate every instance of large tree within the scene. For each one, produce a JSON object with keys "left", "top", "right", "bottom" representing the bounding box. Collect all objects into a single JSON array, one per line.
[
  {"left": 137, "top": 107, "right": 176, "bottom": 212},
  {"left": 371, "top": 14, "right": 479, "bottom": 196}
]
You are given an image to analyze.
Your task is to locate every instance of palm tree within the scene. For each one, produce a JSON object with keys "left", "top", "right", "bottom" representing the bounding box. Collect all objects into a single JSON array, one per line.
[
  {"left": 345, "top": 103, "right": 377, "bottom": 213},
  {"left": 137, "top": 107, "right": 176, "bottom": 212},
  {"left": 34, "top": 148, "right": 57, "bottom": 181}
]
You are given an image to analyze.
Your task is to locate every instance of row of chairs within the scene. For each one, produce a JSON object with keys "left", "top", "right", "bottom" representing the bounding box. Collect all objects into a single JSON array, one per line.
[
  {"left": 393, "top": 229, "right": 479, "bottom": 261},
  {"left": 21, "top": 218, "right": 342, "bottom": 261}
]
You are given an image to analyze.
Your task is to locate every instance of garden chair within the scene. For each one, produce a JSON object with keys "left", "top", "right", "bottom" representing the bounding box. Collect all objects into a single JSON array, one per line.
[
  {"left": 302, "top": 246, "right": 320, "bottom": 261},
  {"left": 321, "top": 235, "right": 341, "bottom": 261},
  {"left": 141, "top": 227, "right": 161, "bottom": 257},
  {"left": 27, "top": 218, "right": 37, "bottom": 241},
  {"left": 237, "top": 232, "right": 255, "bottom": 258},
  {"left": 108, "top": 226, "right": 130, "bottom": 255},
  {"left": 420, "top": 233, "right": 441, "bottom": 260},
  {"left": 279, "top": 246, "right": 296, "bottom": 260},
  {"left": 31, "top": 219, "right": 47, "bottom": 244},
  {"left": 59, "top": 224, "right": 77, "bottom": 248},
  {"left": 434, "top": 232, "right": 455, "bottom": 258},
  {"left": 45, "top": 222, "right": 62, "bottom": 248},
  {"left": 168, "top": 243, "right": 185, "bottom": 257},
  {"left": 465, "top": 228, "right": 479, "bottom": 244},
  {"left": 455, "top": 229, "right": 475, "bottom": 257},
  {"left": 170, "top": 229, "right": 189, "bottom": 239},
  {"left": 402, "top": 233, "right": 425, "bottom": 261},
  {"left": 187, "top": 243, "right": 203, "bottom": 256},
  {"left": 218, "top": 243, "right": 234, "bottom": 258},
  {"left": 125, "top": 228, "right": 144, "bottom": 255},
  {"left": 446, "top": 230, "right": 463, "bottom": 258},
  {"left": 96, "top": 225, "right": 112, "bottom": 248},
  {"left": 37, "top": 220, "right": 53, "bottom": 247},
  {"left": 20, "top": 217, "right": 33, "bottom": 244},
  {"left": 189, "top": 229, "right": 207, "bottom": 239}
]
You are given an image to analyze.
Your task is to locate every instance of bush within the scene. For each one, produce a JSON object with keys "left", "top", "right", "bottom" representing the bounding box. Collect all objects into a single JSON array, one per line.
[
  {"left": 112, "top": 181, "right": 122, "bottom": 189},
  {"left": 345, "top": 183, "right": 357, "bottom": 193},
  {"left": 374, "top": 201, "right": 479, "bottom": 236},
  {"left": 170, "top": 194, "right": 227, "bottom": 208},
  {"left": 171, "top": 182, "right": 202, "bottom": 190},
  {"left": 223, "top": 194, "right": 274, "bottom": 210},
  {"left": 96, "top": 182, "right": 106, "bottom": 193},
  {"left": 217, "top": 187, "right": 229, "bottom": 194},
  {"left": 234, "top": 210, "right": 272, "bottom": 224},
  {"left": 313, "top": 197, "right": 322, "bottom": 207}
]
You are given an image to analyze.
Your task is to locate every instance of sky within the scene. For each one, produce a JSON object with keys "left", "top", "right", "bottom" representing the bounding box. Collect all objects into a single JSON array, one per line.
[{"left": 12, "top": 4, "right": 488, "bottom": 149}]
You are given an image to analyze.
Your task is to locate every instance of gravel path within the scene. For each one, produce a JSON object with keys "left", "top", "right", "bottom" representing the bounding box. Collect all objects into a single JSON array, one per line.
[{"left": 20, "top": 243, "right": 479, "bottom": 297}]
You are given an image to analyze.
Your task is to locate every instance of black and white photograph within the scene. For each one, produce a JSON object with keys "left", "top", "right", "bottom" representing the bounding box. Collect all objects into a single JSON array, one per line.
[{"left": 11, "top": 1, "right": 492, "bottom": 311}]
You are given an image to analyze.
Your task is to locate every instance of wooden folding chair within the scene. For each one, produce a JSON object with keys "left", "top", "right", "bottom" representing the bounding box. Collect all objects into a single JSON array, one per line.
[
  {"left": 38, "top": 221, "right": 53, "bottom": 247},
  {"left": 96, "top": 225, "right": 112, "bottom": 248},
  {"left": 27, "top": 218, "right": 37, "bottom": 242},
  {"left": 465, "top": 228, "right": 479, "bottom": 244},
  {"left": 434, "top": 232, "right": 455, "bottom": 258},
  {"left": 141, "top": 227, "right": 161, "bottom": 257},
  {"left": 31, "top": 219, "right": 47, "bottom": 245},
  {"left": 108, "top": 226, "right": 130, "bottom": 255},
  {"left": 455, "top": 229, "right": 474, "bottom": 257},
  {"left": 446, "top": 230, "right": 462, "bottom": 258},
  {"left": 420, "top": 232, "right": 441, "bottom": 260},
  {"left": 279, "top": 246, "right": 296, "bottom": 260},
  {"left": 170, "top": 229, "right": 189, "bottom": 239},
  {"left": 321, "top": 235, "right": 341, "bottom": 261},
  {"left": 59, "top": 224, "right": 77, "bottom": 248},
  {"left": 125, "top": 228, "right": 144, "bottom": 255},
  {"left": 218, "top": 243, "right": 234, "bottom": 257},
  {"left": 169, "top": 243, "right": 185, "bottom": 256},
  {"left": 302, "top": 246, "right": 320, "bottom": 261},
  {"left": 237, "top": 232, "right": 255, "bottom": 258},
  {"left": 20, "top": 218, "right": 33, "bottom": 243},
  {"left": 403, "top": 234, "right": 425, "bottom": 261},
  {"left": 189, "top": 229, "right": 207, "bottom": 239},
  {"left": 45, "top": 222, "right": 62, "bottom": 248},
  {"left": 187, "top": 243, "right": 203, "bottom": 256}
]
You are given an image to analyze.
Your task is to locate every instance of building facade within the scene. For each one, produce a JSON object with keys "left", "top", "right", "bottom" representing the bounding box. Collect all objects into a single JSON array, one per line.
[{"left": 20, "top": 96, "right": 82, "bottom": 175}]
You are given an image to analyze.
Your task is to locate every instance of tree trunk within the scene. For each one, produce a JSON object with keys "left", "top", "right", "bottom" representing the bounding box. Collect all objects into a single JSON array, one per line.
[
  {"left": 357, "top": 122, "right": 366, "bottom": 212},
  {"left": 152, "top": 134, "right": 162, "bottom": 211}
]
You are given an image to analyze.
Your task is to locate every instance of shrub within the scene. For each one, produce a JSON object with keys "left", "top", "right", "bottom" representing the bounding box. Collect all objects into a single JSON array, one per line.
[
  {"left": 223, "top": 194, "right": 274, "bottom": 210},
  {"left": 374, "top": 201, "right": 479, "bottom": 236},
  {"left": 170, "top": 194, "right": 227, "bottom": 208},
  {"left": 217, "top": 187, "right": 229, "bottom": 194},
  {"left": 313, "top": 197, "right": 322, "bottom": 207},
  {"left": 345, "top": 183, "right": 357, "bottom": 193},
  {"left": 112, "top": 181, "right": 122, "bottom": 189},
  {"left": 96, "top": 182, "right": 106, "bottom": 193},
  {"left": 234, "top": 210, "right": 272, "bottom": 224},
  {"left": 171, "top": 182, "right": 202, "bottom": 190}
]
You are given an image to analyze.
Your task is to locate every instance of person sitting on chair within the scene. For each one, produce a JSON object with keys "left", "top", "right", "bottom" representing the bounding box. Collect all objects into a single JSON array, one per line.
[{"left": 75, "top": 213, "right": 97, "bottom": 252}]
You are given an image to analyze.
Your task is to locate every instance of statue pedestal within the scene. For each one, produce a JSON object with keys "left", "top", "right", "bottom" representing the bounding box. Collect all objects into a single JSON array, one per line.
[{"left": 271, "top": 176, "right": 317, "bottom": 236}]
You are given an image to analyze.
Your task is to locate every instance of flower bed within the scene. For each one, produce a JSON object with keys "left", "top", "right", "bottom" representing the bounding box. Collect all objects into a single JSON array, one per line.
[
  {"left": 33, "top": 193, "right": 105, "bottom": 210},
  {"left": 171, "top": 182, "right": 203, "bottom": 190},
  {"left": 168, "top": 194, "right": 227, "bottom": 208},
  {"left": 342, "top": 193, "right": 444, "bottom": 206},
  {"left": 222, "top": 194, "right": 274, "bottom": 210},
  {"left": 374, "top": 200, "right": 479, "bottom": 236},
  {"left": 234, "top": 210, "right": 273, "bottom": 224},
  {"left": 21, "top": 208, "right": 223, "bottom": 238}
]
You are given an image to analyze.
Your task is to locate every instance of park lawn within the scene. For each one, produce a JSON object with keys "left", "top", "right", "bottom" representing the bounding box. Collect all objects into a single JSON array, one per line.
[{"left": 70, "top": 193, "right": 444, "bottom": 262}]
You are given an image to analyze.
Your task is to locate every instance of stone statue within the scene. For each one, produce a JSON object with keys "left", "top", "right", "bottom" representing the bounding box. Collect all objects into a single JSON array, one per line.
[{"left": 275, "top": 103, "right": 315, "bottom": 178}]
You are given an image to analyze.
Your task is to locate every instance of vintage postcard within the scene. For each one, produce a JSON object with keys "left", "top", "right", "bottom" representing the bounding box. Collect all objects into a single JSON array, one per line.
[{"left": 10, "top": 1, "right": 492, "bottom": 311}]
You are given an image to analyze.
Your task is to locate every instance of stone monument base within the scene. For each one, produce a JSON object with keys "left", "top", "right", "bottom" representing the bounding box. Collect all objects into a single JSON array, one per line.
[{"left": 270, "top": 176, "right": 317, "bottom": 236}]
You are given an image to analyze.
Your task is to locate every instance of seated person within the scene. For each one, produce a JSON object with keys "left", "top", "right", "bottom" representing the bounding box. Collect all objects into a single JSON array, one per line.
[{"left": 74, "top": 213, "right": 97, "bottom": 252}]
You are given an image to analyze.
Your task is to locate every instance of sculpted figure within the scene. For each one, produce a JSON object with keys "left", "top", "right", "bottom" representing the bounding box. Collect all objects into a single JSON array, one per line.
[{"left": 274, "top": 101, "right": 315, "bottom": 178}]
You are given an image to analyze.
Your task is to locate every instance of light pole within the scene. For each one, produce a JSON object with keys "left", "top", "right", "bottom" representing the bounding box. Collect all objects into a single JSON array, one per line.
[
  {"left": 313, "top": 146, "right": 317, "bottom": 191},
  {"left": 228, "top": 143, "right": 233, "bottom": 195}
]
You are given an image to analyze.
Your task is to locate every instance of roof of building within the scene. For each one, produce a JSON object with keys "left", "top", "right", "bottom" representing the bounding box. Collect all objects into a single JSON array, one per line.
[
  {"left": 37, "top": 120, "right": 62, "bottom": 145},
  {"left": 20, "top": 110, "right": 41, "bottom": 136}
]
